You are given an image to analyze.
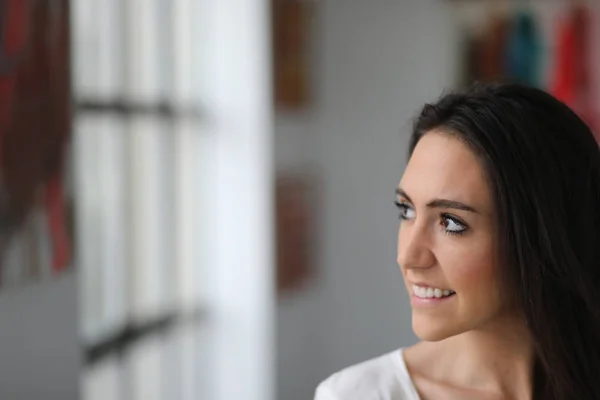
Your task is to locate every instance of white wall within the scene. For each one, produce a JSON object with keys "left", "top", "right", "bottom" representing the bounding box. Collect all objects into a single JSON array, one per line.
[
  {"left": 0, "top": 273, "right": 80, "bottom": 400},
  {"left": 276, "top": 2, "right": 459, "bottom": 399}
]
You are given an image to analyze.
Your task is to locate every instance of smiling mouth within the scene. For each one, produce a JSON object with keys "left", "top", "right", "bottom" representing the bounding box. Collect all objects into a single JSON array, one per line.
[{"left": 412, "top": 284, "right": 455, "bottom": 299}]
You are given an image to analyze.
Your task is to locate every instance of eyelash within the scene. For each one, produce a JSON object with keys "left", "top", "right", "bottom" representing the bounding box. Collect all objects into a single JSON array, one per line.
[
  {"left": 394, "top": 201, "right": 468, "bottom": 236},
  {"left": 440, "top": 213, "right": 468, "bottom": 236},
  {"left": 394, "top": 201, "right": 411, "bottom": 220}
]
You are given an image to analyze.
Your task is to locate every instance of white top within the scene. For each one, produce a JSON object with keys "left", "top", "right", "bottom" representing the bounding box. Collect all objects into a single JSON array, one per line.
[{"left": 314, "top": 349, "right": 421, "bottom": 400}]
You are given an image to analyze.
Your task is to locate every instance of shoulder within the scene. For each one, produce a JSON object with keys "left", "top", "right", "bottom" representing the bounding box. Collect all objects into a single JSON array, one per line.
[{"left": 314, "top": 349, "right": 419, "bottom": 400}]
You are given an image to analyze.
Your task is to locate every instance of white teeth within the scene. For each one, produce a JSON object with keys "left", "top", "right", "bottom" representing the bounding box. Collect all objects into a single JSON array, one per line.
[{"left": 412, "top": 284, "right": 455, "bottom": 299}]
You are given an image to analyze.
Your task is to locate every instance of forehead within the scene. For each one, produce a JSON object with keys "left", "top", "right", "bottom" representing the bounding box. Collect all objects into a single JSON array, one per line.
[{"left": 400, "top": 131, "right": 493, "bottom": 211}]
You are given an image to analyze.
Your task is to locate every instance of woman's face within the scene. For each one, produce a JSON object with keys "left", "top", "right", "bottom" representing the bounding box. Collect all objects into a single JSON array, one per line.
[{"left": 397, "top": 131, "right": 506, "bottom": 341}]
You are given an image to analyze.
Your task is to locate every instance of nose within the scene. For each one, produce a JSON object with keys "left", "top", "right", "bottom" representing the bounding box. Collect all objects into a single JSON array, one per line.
[{"left": 397, "top": 221, "right": 436, "bottom": 270}]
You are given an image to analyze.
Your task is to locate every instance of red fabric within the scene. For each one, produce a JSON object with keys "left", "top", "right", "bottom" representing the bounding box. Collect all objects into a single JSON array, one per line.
[
  {"left": 5, "top": 0, "right": 30, "bottom": 53},
  {"left": 44, "top": 177, "right": 70, "bottom": 273},
  {"left": 0, "top": 0, "right": 30, "bottom": 146},
  {"left": 0, "top": 0, "right": 71, "bottom": 273},
  {"left": 552, "top": 12, "right": 577, "bottom": 104},
  {"left": 552, "top": 5, "right": 598, "bottom": 139}
]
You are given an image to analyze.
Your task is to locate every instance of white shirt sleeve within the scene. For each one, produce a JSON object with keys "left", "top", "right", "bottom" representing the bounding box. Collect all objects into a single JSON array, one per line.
[
  {"left": 314, "top": 383, "right": 338, "bottom": 400},
  {"left": 312, "top": 349, "right": 420, "bottom": 400}
]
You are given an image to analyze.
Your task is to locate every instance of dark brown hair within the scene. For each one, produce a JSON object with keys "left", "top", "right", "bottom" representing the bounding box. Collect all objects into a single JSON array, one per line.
[{"left": 410, "top": 83, "right": 600, "bottom": 399}]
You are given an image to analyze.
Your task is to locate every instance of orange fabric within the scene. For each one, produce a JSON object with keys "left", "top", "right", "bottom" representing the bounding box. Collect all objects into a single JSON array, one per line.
[
  {"left": 276, "top": 177, "right": 313, "bottom": 294},
  {"left": 477, "top": 14, "right": 509, "bottom": 82}
]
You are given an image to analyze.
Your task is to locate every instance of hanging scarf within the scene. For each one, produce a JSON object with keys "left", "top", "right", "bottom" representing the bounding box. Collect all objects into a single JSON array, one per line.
[
  {"left": 506, "top": 10, "right": 542, "bottom": 87},
  {"left": 552, "top": 4, "right": 598, "bottom": 140},
  {"left": 477, "top": 13, "right": 510, "bottom": 82},
  {"left": 0, "top": 0, "right": 71, "bottom": 275}
]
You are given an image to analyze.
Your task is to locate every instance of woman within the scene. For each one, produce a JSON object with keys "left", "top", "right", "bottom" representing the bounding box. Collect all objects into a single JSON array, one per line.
[{"left": 314, "top": 83, "right": 600, "bottom": 400}]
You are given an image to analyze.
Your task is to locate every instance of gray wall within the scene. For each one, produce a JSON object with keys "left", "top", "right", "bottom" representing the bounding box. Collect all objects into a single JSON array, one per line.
[
  {"left": 276, "top": 2, "right": 459, "bottom": 399},
  {"left": 0, "top": 273, "right": 80, "bottom": 400}
]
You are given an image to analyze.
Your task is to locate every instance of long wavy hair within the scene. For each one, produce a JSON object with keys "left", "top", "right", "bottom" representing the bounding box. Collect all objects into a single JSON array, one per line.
[{"left": 409, "top": 83, "right": 600, "bottom": 399}]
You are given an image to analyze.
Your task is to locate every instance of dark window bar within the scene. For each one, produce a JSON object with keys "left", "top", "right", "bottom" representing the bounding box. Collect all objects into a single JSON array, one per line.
[
  {"left": 84, "top": 308, "right": 207, "bottom": 366},
  {"left": 75, "top": 98, "right": 205, "bottom": 119}
]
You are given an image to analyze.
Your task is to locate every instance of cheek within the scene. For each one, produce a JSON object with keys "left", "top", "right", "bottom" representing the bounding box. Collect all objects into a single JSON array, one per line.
[
  {"left": 397, "top": 224, "right": 413, "bottom": 278},
  {"left": 439, "top": 238, "right": 500, "bottom": 299}
]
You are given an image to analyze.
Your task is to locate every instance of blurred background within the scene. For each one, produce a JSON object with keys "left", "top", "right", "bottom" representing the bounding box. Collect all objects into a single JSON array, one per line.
[{"left": 0, "top": 0, "right": 596, "bottom": 399}]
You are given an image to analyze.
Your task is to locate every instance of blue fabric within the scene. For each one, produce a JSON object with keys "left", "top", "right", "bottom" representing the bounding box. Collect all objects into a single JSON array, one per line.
[{"left": 506, "top": 10, "right": 542, "bottom": 86}]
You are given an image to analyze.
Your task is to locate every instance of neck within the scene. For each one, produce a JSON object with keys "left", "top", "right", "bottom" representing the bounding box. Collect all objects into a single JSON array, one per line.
[{"left": 442, "top": 313, "right": 535, "bottom": 398}]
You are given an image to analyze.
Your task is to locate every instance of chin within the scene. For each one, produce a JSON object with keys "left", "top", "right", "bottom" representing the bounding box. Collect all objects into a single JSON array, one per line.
[{"left": 412, "top": 314, "right": 464, "bottom": 342}]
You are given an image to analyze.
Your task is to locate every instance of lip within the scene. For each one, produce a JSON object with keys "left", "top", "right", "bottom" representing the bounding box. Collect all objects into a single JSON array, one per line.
[{"left": 411, "top": 293, "right": 456, "bottom": 307}]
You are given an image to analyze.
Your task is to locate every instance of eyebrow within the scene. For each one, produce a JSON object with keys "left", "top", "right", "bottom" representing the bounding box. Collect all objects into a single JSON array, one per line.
[{"left": 395, "top": 188, "right": 479, "bottom": 214}]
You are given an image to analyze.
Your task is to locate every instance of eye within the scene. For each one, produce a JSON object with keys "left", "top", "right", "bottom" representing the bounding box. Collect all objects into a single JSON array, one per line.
[
  {"left": 395, "top": 201, "right": 416, "bottom": 220},
  {"left": 441, "top": 214, "right": 468, "bottom": 236}
]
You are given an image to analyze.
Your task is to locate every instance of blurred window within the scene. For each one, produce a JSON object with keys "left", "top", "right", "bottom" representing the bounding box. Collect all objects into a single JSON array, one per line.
[{"left": 73, "top": 0, "right": 205, "bottom": 399}]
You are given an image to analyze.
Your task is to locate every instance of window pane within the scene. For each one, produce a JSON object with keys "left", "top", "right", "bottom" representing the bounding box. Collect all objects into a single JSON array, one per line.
[
  {"left": 122, "top": 335, "right": 163, "bottom": 400},
  {"left": 173, "top": 119, "right": 200, "bottom": 312},
  {"left": 127, "top": 117, "right": 172, "bottom": 324},
  {"left": 72, "top": 0, "right": 124, "bottom": 99},
  {"left": 124, "top": 0, "right": 163, "bottom": 103},
  {"left": 98, "top": 117, "right": 129, "bottom": 336},
  {"left": 82, "top": 355, "right": 124, "bottom": 400},
  {"left": 74, "top": 115, "right": 105, "bottom": 343},
  {"left": 170, "top": 0, "right": 194, "bottom": 105},
  {"left": 163, "top": 324, "right": 201, "bottom": 400},
  {"left": 75, "top": 115, "right": 128, "bottom": 344}
]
